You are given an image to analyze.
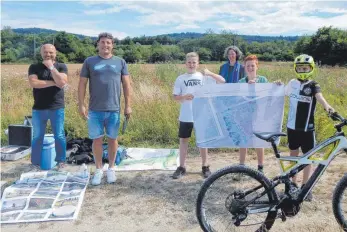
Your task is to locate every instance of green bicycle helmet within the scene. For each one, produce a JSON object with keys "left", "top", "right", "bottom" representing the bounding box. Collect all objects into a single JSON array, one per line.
[{"left": 294, "top": 54, "right": 315, "bottom": 81}]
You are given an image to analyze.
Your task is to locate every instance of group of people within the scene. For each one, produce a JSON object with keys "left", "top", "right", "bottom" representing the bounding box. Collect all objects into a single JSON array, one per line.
[
  {"left": 170, "top": 46, "right": 334, "bottom": 202},
  {"left": 28, "top": 32, "right": 334, "bottom": 201},
  {"left": 28, "top": 32, "right": 132, "bottom": 186}
]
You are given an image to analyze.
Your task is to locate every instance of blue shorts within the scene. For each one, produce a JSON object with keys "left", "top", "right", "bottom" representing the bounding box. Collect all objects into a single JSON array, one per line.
[{"left": 88, "top": 111, "right": 120, "bottom": 139}]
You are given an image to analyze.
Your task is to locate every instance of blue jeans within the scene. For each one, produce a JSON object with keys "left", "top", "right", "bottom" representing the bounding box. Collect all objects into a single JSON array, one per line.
[
  {"left": 32, "top": 108, "right": 66, "bottom": 163},
  {"left": 88, "top": 111, "right": 120, "bottom": 139}
]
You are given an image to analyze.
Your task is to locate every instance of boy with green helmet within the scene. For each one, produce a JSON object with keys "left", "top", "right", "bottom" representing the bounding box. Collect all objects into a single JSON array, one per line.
[
  {"left": 294, "top": 54, "right": 316, "bottom": 81},
  {"left": 277, "top": 54, "right": 334, "bottom": 201}
]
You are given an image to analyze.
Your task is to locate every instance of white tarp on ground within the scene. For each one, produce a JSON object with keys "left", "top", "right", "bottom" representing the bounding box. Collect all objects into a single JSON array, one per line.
[
  {"left": 116, "top": 148, "right": 179, "bottom": 171},
  {"left": 0, "top": 170, "right": 89, "bottom": 224},
  {"left": 192, "top": 83, "right": 285, "bottom": 148}
]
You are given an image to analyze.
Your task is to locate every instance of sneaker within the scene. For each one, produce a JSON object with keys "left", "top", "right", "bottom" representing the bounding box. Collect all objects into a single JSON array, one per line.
[
  {"left": 233, "top": 173, "right": 243, "bottom": 181},
  {"left": 106, "top": 168, "right": 117, "bottom": 184},
  {"left": 202, "top": 166, "right": 211, "bottom": 178},
  {"left": 258, "top": 165, "right": 264, "bottom": 173},
  {"left": 233, "top": 164, "right": 245, "bottom": 181},
  {"left": 91, "top": 169, "right": 103, "bottom": 186},
  {"left": 172, "top": 166, "right": 186, "bottom": 179}
]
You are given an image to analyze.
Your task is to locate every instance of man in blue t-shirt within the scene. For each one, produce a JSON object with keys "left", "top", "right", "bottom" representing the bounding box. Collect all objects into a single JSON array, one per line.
[
  {"left": 78, "top": 32, "right": 132, "bottom": 186},
  {"left": 28, "top": 44, "right": 68, "bottom": 169}
]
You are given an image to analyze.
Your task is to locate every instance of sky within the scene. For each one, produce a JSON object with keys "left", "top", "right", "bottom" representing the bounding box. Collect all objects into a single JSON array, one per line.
[{"left": 1, "top": 1, "right": 347, "bottom": 39}]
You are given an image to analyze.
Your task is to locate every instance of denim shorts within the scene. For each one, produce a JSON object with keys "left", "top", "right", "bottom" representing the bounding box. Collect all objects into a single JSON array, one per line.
[{"left": 88, "top": 111, "right": 120, "bottom": 139}]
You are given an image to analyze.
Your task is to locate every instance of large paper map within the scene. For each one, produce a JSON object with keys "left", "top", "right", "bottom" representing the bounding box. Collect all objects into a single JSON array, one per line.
[
  {"left": 0, "top": 170, "right": 89, "bottom": 223},
  {"left": 192, "top": 83, "right": 285, "bottom": 148}
]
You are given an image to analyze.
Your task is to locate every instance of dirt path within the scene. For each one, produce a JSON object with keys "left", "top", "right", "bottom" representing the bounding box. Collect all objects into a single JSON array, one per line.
[{"left": 1, "top": 152, "right": 346, "bottom": 232}]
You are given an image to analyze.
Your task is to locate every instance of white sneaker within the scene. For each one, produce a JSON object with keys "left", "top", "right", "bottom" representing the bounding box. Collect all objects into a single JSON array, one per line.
[
  {"left": 91, "top": 169, "right": 103, "bottom": 186},
  {"left": 106, "top": 168, "right": 117, "bottom": 183}
]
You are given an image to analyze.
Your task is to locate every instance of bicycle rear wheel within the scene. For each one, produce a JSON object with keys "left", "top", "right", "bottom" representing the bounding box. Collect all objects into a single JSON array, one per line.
[
  {"left": 196, "top": 165, "right": 278, "bottom": 232},
  {"left": 333, "top": 174, "right": 347, "bottom": 231}
]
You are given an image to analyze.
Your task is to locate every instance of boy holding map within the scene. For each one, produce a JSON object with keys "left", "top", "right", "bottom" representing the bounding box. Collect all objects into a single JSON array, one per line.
[{"left": 171, "top": 52, "right": 225, "bottom": 179}]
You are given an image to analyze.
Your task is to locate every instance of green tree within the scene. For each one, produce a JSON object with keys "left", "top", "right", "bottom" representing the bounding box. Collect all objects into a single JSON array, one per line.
[
  {"left": 56, "top": 52, "right": 68, "bottom": 63},
  {"left": 3, "top": 48, "right": 19, "bottom": 62},
  {"left": 197, "top": 47, "right": 212, "bottom": 61},
  {"left": 294, "top": 27, "right": 347, "bottom": 65},
  {"left": 123, "top": 44, "right": 142, "bottom": 63},
  {"left": 114, "top": 47, "right": 125, "bottom": 58},
  {"left": 149, "top": 41, "right": 171, "bottom": 63}
]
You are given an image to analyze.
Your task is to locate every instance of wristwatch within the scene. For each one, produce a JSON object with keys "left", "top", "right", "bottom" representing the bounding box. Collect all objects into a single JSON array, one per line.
[{"left": 49, "top": 66, "right": 55, "bottom": 71}]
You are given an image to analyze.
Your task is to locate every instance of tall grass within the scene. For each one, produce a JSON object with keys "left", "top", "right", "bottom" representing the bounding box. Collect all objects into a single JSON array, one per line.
[{"left": 1, "top": 63, "right": 346, "bottom": 150}]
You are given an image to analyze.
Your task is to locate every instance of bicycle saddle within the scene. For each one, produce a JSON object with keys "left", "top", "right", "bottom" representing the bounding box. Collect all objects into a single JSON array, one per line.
[{"left": 254, "top": 132, "right": 287, "bottom": 142}]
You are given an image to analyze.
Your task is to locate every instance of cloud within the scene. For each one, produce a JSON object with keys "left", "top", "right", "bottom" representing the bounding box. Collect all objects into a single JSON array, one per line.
[
  {"left": 175, "top": 24, "right": 200, "bottom": 30},
  {"left": 84, "top": 7, "right": 121, "bottom": 15},
  {"left": 215, "top": 2, "right": 347, "bottom": 35},
  {"left": 81, "top": 1, "right": 347, "bottom": 35},
  {"left": 1, "top": 18, "right": 56, "bottom": 31},
  {"left": 83, "top": 1, "right": 154, "bottom": 15},
  {"left": 1, "top": 17, "right": 128, "bottom": 39},
  {"left": 2, "top": 1, "right": 347, "bottom": 37},
  {"left": 318, "top": 8, "right": 347, "bottom": 14}
]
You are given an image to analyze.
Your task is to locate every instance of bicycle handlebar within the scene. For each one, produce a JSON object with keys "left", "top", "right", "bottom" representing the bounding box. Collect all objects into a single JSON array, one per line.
[
  {"left": 329, "top": 111, "right": 344, "bottom": 121},
  {"left": 329, "top": 112, "right": 347, "bottom": 132}
]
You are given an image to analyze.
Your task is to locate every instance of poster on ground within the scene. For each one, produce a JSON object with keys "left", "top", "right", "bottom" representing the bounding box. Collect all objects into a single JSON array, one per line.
[
  {"left": 0, "top": 170, "right": 89, "bottom": 224},
  {"left": 116, "top": 148, "right": 179, "bottom": 171}
]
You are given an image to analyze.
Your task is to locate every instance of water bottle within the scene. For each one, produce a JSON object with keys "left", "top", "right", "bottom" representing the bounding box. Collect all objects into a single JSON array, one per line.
[{"left": 81, "top": 163, "right": 88, "bottom": 178}]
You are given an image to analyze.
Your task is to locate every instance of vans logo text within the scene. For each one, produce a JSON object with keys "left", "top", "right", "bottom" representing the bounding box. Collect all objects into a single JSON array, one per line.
[{"left": 184, "top": 79, "right": 202, "bottom": 87}]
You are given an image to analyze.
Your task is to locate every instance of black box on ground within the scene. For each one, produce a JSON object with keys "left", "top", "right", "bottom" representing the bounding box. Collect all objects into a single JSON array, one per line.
[{"left": 1, "top": 125, "right": 32, "bottom": 161}]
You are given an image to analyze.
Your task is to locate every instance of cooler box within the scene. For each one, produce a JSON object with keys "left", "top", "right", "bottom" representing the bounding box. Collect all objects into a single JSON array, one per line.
[
  {"left": 0, "top": 125, "right": 32, "bottom": 161},
  {"left": 40, "top": 135, "right": 57, "bottom": 170}
]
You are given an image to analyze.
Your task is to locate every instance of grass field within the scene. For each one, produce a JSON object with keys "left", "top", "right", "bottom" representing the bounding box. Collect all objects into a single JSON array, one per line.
[
  {"left": 1, "top": 62, "right": 347, "bottom": 231},
  {"left": 1, "top": 62, "right": 346, "bottom": 148}
]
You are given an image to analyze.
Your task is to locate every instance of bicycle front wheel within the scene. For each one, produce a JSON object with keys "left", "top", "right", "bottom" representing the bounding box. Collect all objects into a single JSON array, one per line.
[
  {"left": 333, "top": 174, "right": 347, "bottom": 231},
  {"left": 196, "top": 165, "right": 278, "bottom": 232}
]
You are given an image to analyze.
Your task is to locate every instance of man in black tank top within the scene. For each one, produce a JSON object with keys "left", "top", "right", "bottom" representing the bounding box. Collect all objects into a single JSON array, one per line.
[
  {"left": 28, "top": 44, "right": 68, "bottom": 169},
  {"left": 282, "top": 54, "right": 334, "bottom": 201}
]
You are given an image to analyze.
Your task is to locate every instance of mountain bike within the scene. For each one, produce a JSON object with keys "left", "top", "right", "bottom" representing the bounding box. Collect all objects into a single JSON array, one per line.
[{"left": 196, "top": 111, "right": 347, "bottom": 232}]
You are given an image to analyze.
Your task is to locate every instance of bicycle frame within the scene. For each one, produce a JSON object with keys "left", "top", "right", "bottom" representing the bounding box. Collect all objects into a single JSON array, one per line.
[
  {"left": 243, "top": 132, "right": 347, "bottom": 214},
  {"left": 275, "top": 131, "right": 347, "bottom": 201}
]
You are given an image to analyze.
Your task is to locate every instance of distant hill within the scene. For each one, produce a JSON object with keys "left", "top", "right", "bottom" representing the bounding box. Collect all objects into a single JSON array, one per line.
[
  {"left": 11, "top": 28, "right": 300, "bottom": 43},
  {"left": 157, "top": 32, "right": 204, "bottom": 40},
  {"left": 13, "top": 28, "right": 58, "bottom": 34},
  {"left": 12, "top": 28, "right": 97, "bottom": 40},
  {"left": 158, "top": 32, "right": 300, "bottom": 43},
  {"left": 241, "top": 34, "right": 300, "bottom": 43}
]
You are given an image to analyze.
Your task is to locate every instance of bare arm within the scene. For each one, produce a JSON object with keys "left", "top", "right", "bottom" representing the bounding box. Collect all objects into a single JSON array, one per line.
[
  {"left": 50, "top": 68, "right": 68, "bottom": 88},
  {"left": 42, "top": 60, "right": 67, "bottom": 88},
  {"left": 78, "top": 77, "right": 89, "bottom": 119},
  {"left": 316, "top": 92, "right": 334, "bottom": 112},
  {"left": 173, "top": 94, "right": 193, "bottom": 102},
  {"left": 122, "top": 75, "right": 132, "bottom": 119},
  {"left": 28, "top": 74, "right": 57, "bottom": 89},
  {"left": 203, "top": 68, "right": 226, "bottom": 83}
]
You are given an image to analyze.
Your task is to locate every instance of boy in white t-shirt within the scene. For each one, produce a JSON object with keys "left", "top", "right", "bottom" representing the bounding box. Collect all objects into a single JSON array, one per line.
[{"left": 172, "top": 52, "right": 225, "bottom": 179}]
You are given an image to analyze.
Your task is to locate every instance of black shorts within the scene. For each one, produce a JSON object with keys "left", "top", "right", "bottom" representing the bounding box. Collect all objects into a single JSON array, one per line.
[
  {"left": 287, "top": 128, "right": 316, "bottom": 154},
  {"left": 178, "top": 121, "right": 194, "bottom": 138}
]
